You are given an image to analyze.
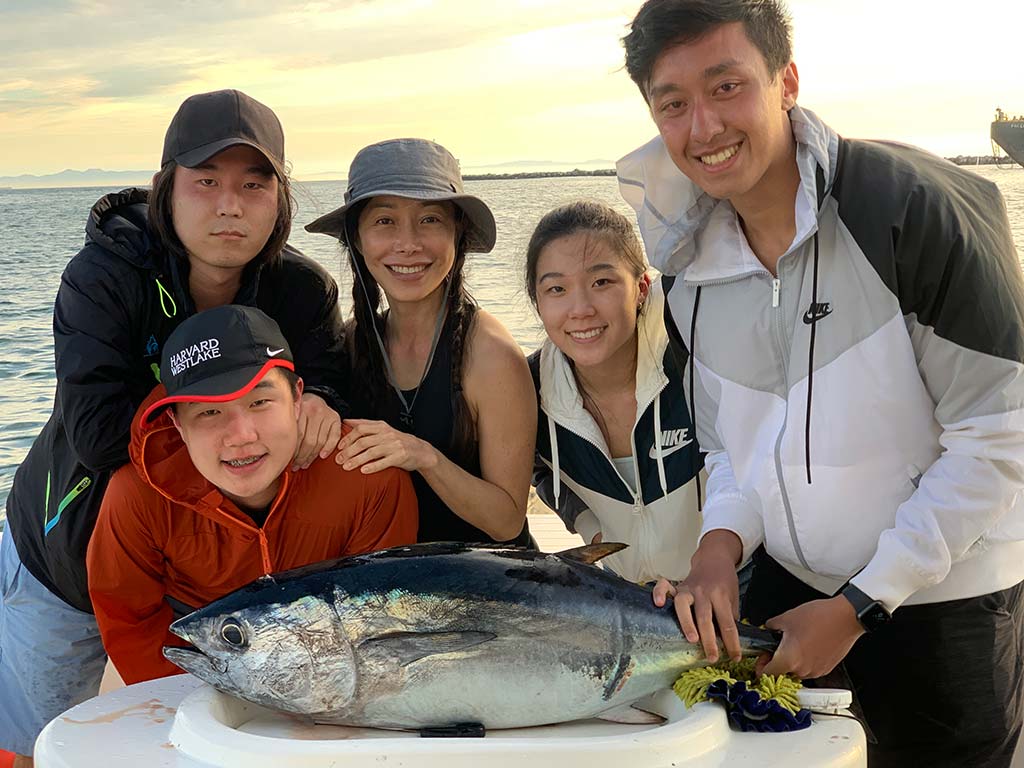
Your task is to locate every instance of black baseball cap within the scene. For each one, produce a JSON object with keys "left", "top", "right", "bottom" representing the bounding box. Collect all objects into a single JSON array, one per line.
[
  {"left": 161, "top": 89, "right": 286, "bottom": 179},
  {"left": 142, "top": 305, "right": 294, "bottom": 425}
]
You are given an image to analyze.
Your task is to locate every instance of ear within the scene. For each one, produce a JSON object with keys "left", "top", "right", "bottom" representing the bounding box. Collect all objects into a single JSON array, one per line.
[
  {"left": 638, "top": 272, "right": 652, "bottom": 305},
  {"left": 151, "top": 172, "right": 159, "bottom": 189},
  {"left": 294, "top": 377, "right": 305, "bottom": 419},
  {"left": 168, "top": 407, "right": 185, "bottom": 438},
  {"left": 780, "top": 61, "right": 799, "bottom": 110}
]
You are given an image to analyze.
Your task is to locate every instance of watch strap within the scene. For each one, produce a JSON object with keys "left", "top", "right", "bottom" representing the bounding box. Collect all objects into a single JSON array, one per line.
[{"left": 840, "top": 584, "right": 891, "bottom": 632}]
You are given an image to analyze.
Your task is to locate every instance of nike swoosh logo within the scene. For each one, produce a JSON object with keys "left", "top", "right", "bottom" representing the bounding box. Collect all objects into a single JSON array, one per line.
[
  {"left": 802, "top": 303, "right": 833, "bottom": 325},
  {"left": 267, "top": 347, "right": 285, "bottom": 357},
  {"left": 648, "top": 439, "right": 693, "bottom": 460}
]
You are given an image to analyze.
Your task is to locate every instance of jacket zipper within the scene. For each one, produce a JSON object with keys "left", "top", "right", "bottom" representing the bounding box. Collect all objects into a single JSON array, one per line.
[
  {"left": 546, "top": 411, "right": 637, "bottom": 504},
  {"left": 629, "top": 379, "right": 670, "bottom": 573},
  {"left": 44, "top": 475, "right": 92, "bottom": 536},
  {"left": 684, "top": 268, "right": 765, "bottom": 290},
  {"left": 766, "top": 270, "right": 812, "bottom": 571},
  {"left": 686, "top": 267, "right": 813, "bottom": 569}
]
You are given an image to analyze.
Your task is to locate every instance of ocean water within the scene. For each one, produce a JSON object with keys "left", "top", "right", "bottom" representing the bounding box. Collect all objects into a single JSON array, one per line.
[{"left": 1, "top": 167, "right": 1023, "bottom": 522}]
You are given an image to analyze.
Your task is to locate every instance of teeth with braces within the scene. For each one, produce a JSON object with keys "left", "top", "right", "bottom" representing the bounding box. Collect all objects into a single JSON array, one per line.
[
  {"left": 569, "top": 328, "right": 604, "bottom": 340},
  {"left": 226, "top": 456, "right": 261, "bottom": 467},
  {"left": 700, "top": 145, "right": 739, "bottom": 166},
  {"left": 390, "top": 264, "right": 427, "bottom": 274}
]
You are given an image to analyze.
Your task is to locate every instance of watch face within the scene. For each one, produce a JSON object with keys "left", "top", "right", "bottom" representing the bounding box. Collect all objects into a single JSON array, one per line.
[{"left": 860, "top": 602, "right": 891, "bottom": 632}]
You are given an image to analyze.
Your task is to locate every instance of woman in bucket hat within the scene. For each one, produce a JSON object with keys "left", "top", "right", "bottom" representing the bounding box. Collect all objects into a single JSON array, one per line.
[{"left": 307, "top": 139, "right": 534, "bottom": 545}]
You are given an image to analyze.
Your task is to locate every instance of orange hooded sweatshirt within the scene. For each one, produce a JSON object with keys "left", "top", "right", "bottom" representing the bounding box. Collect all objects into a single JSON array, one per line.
[{"left": 87, "top": 387, "right": 418, "bottom": 684}]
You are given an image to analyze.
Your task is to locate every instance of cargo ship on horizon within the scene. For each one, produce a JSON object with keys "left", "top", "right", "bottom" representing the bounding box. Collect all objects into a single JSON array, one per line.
[{"left": 992, "top": 108, "right": 1024, "bottom": 167}]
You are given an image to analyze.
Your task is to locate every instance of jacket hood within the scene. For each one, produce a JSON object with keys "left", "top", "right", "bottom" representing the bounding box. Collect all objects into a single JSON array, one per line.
[
  {"left": 129, "top": 386, "right": 284, "bottom": 529},
  {"left": 538, "top": 281, "right": 674, "bottom": 505},
  {"left": 616, "top": 105, "right": 839, "bottom": 278},
  {"left": 85, "top": 187, "right": 161, "bottom": 271}
]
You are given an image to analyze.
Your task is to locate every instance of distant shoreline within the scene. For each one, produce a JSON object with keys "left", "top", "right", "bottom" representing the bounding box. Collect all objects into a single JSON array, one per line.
[
  {"left": 462, "top": 169, "right": 617, "bottom": 181},
  {"left": 0, "top": 158, "right": 1019, "bottom": 191}
]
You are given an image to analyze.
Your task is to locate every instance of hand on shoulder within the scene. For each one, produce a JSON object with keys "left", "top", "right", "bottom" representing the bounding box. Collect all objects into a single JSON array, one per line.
[
  {"left": 292, "top": 393, "right": 342, "bottom": 470},
  {"left": 336, "top": 419, "right": 439, "bottom": 474}
]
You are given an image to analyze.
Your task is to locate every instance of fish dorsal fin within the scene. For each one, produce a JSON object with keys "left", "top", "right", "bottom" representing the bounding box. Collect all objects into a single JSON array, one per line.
[
  {"left": 359, "top": 631, "right": 497, "bottom": 667},
  {"left": 557, "top": 542, "right": 628, "bottom": 565}
]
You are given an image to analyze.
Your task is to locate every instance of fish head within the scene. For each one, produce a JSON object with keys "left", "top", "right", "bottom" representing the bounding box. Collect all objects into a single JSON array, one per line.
[{"left": 164, "top": 585, "right": 358, "bottom": 717}]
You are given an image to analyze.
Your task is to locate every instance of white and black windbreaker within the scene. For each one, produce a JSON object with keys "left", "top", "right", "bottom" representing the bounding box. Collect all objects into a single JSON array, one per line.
[
  {"left": 530, "top": 282, "right": 704, "bottom": 583},
  {"left": 617, "top": 105, "right": 1024, "bottom": 612}
]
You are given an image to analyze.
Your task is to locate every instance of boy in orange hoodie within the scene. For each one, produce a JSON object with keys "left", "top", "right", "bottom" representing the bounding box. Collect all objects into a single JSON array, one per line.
[{"left": 87, "top": 305, "right": 418, "bottom": 684}]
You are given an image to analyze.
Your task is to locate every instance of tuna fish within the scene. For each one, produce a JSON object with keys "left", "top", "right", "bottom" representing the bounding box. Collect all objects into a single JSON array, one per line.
[{"left": 163, "top": 542, "right": 778, "bottom": 730}]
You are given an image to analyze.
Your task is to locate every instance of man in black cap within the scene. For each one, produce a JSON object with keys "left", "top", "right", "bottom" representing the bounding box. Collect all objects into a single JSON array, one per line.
[
  {"left": 0, "top": 90, "right": 346, "bottom": 765},
  {"left": 87, "top": 306, "right": 416, "bottom": 685}
]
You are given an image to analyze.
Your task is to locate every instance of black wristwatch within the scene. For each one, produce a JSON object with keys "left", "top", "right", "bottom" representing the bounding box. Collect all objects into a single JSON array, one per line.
[{"left": 840, "top": 584, "right": 891, "bottom": 632}]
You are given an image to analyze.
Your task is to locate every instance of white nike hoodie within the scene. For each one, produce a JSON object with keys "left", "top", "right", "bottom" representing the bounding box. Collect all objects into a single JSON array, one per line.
[{"left": 531, "top": 281, "right": 705, "bottom": 583}]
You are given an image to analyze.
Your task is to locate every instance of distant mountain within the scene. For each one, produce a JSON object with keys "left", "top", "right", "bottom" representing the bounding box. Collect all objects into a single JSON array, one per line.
[
  {"left": 464, "top": 158, "right": 615, "bottom": 172},
  {"left": 0, "top": 168, "right": 154, "bottom": 189},
  {"left": 0, "top": 159, "right": 620, "bottom": 190}
]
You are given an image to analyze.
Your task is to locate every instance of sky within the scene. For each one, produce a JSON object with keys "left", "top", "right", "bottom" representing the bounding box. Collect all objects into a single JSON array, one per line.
[{"left": 1, "top": 0, "right": 1022, "bottom": 179}]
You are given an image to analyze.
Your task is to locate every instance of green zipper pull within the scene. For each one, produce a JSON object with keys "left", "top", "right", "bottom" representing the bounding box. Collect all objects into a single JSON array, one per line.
[
  {"left": 155, "top": 277, "right": 178, "bottom": 319},
  {"left": 43, "top": 476, "right": 93, "bottom": 536},
  {"left": 43, "top": 470, "right": 52, "bottom": 526}
]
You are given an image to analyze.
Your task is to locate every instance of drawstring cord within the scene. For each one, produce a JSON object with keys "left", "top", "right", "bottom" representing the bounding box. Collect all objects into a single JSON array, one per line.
[
  {"left": 653, "top": 395, "right": 668, "bottom": 497},
  {"left": 155, "top": 277, "right": 177, "bottom": 318},
  {"left": 688, "top": 286, "right": 703, "bottom": 511},
  {"left": 350, "top": 248, "right": 451, "bottom": 429},
  {"left": 804, "top": 232, "right": 820, "bottom": 485},
  {"left": 548, "top": 416, "right": 561, "bottom": 507}
]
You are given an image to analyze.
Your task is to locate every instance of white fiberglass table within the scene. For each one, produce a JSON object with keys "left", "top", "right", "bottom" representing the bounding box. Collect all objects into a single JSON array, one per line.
[{"left": 36, "top": 675, "right": 865, "bottom": 768}]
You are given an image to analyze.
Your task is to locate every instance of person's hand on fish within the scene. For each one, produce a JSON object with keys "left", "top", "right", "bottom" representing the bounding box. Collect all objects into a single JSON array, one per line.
[
  {"left": 756, "top": 597, "right": 865, "bottom": 679},
  {"left": 652, "top": 529, "right": 744, "bottom": 664},
  {"left": 292, "top": 393, "right": 342, "bottom": 471},
  {"left": 337, "top": 418, "right": 440, "bottom": 473}
]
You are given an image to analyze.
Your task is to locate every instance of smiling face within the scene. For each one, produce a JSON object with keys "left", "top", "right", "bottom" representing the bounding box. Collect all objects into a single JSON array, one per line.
[
  {"left": 534, "top": 232, "right": 648, "bottom": 374},
  {"left": 170, "top": 368, "right": 302, "bottom": 512},
  {"left": 171, "top": 144, "right": 280, "bottom": 281},
  {"left": 648, "top": 22, "right": 798, "bottom": 210},
  {"left": 355, "top": 196, "right": 460, "bottom": 306}
]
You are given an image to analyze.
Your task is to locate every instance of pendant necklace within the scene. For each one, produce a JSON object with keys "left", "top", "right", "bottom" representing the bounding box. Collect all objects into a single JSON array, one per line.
[{"left": 367, "top": 279, "right": 452, "bottom": 432}]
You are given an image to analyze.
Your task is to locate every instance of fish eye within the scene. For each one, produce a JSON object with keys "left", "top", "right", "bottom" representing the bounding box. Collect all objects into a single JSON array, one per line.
[{"left": 220, "top": 620, "right": 247, "bottom": 647}]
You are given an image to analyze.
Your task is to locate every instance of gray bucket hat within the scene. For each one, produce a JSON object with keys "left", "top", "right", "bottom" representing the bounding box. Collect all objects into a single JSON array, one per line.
[{"left": 305, "top": 138, "right": 496, "bottom": 253}]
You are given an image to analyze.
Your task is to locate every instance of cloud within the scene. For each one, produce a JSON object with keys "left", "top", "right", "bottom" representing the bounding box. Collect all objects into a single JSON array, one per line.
[{"left": 83, "top": 65, "right": 199, "bottom": 99}]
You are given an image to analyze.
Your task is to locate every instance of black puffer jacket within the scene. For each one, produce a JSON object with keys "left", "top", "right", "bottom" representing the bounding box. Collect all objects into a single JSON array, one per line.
[{"left": 5, "top": 188, "right": 347, "bottom": 612}]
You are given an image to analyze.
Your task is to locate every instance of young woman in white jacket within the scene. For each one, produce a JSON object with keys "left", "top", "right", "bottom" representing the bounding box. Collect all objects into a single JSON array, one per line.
[{"left": 527, "top": 200, "right": 704, "bottom": 584}]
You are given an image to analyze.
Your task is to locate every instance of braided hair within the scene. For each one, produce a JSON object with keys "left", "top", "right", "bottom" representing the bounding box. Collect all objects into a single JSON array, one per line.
[{"left": 345, "top": 201, "right": 479, "bottom": 468}]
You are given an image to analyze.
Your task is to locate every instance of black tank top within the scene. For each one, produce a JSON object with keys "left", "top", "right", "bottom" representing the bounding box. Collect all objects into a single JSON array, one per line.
[{"left": 374, "top": 309, "right": 531, "bottom": 546}]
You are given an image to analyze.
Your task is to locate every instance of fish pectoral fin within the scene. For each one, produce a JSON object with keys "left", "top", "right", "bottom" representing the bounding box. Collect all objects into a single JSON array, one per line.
[
  {"left": 556, "top": 542, "right": 628, "bottom": 565},
  {"left": 596, "top": 703, "right": 666, "bottom": 725},
  {"left": 359, "top": 631, "right": 497, "bottom": 667}
]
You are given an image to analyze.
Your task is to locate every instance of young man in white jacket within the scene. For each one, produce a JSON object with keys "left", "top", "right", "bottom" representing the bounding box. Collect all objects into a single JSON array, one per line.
[{"left": 616, "top": 1, "right": 1024, "bottom": 765}]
